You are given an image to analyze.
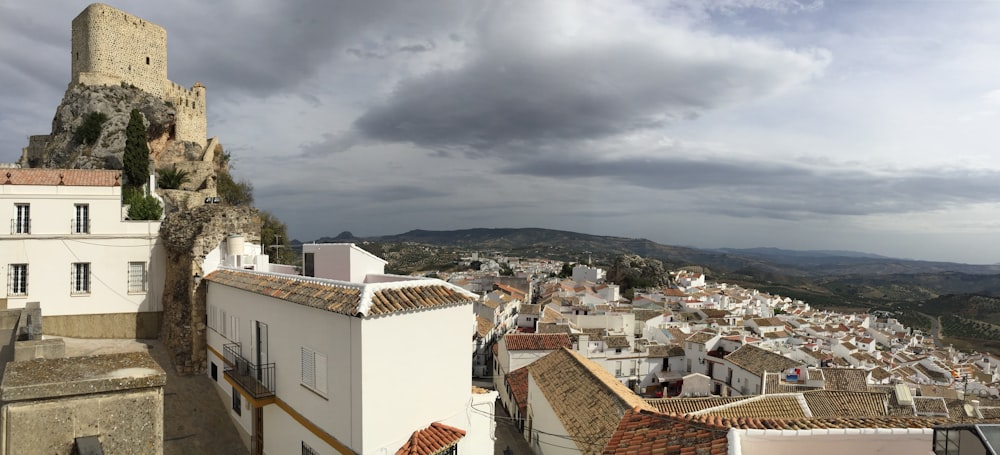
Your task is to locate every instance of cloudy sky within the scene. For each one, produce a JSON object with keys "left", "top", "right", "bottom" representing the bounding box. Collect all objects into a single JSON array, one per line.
[{"left": 2, "top": 0, "right": 1000, "bottom": 264}]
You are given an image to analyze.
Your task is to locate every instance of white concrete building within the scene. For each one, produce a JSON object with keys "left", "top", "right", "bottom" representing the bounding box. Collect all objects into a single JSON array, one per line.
[
  {"left": 203, "top": 244, "right": 494, "bottom": 455},
  {"left": 571, "top": 264, "right": 605, "bottom": 283},
  {"left": 0, "top": 169, "right": 164, "bottom": 323}
]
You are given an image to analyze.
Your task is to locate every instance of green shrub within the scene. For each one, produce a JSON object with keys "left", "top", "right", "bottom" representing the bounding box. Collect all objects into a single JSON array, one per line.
[
  {"left": 127, "top": 194, "right": 163, "bottom": 220},
  {"left": 157, "top": 167, "right": 190, "bottom": 189},
  {"left": 75, "top": 112, "right": 108, "bottom": 145}
]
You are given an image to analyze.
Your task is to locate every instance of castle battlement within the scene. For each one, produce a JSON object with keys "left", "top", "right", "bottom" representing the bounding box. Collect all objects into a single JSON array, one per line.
[{"left": 70, "top": 3, "right": 207, "bottom": 149}]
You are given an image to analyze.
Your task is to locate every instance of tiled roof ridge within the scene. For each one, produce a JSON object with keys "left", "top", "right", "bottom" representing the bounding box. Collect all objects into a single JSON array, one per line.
[
  {"left": 0, "top": 168, "right": 121, "bottom": 187},
  {"left": 395, "top": 422, "right": 466, "bottom": 455},
  {"left": 211, "top": 266, "right": 364, "bottom": 292},
  {"left": 692, "top": 392, "right": 811, "bottom": 417},
  {"left": 673, "top": 412, "right": 1000, "bottom": 431},
  {"left": 559, "top": 348, "right": 654, "bottom": 413}
]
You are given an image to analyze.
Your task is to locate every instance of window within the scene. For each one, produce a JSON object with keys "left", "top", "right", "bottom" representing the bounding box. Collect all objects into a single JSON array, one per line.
[
  {"left": 8, "top": 264, "right": 27, "bottom": 296},
  {"left": 71, "top": 263, "right": 90, "bottom": 294},
  {"left": 74, "top": 204, "right": 89, "bottom": 234},
  {"left": 211, "top": 362, "right": 218, "bottom": 381},
  {"left": 232, "top": 386, "right": 241, "bottom": 415},
  {"left": 304, "top": 253, "right": 315, "bottom": 277},
  {"left": 615, "top": 361, "right": 622, "bottom": 376},
  {"left": 128, "top": 262, "right": 147, "bottom": 293},
  {"left": 302, "top": 442, "right": 319, "bottom": 455},
  {"left": 300, "top": 346, "right": 328, "bottom": 395},
  {"left": 13, "top": 204, "right": 29, "bottom": 234},
  {"left": 146, "top": 56, "right": 150, "bottom": 65},
  {"left": 440, "top": 445, "right": 457, "bottom": 455}
]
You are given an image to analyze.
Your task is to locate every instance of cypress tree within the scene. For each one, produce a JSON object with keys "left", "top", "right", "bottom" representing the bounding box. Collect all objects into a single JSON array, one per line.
[{"left": 123, "top": 109, "right": 150, "bottom": 189}]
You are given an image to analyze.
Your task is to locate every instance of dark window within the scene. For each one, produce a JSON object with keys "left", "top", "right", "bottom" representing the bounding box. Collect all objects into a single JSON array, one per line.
[
  {"left": 211, "top": 362, "right": 218, "bottom": 381},
  {"left": 14, "top": 204, "right": 29, "bottom": 234},
  {"left": 441, "top": 445, "right": 457, "bottom": 455},
  {"left": 232, "top": 387, "right": 241, "bottom": 415},
  {"left": 304, "top": 253, "right": 315, "bottom": 277},
  {"left": 302, "top": 442, "right": 319, "bottom": 455},
  {"left": 71, "top": 263, "right": 91, "bottom": 294},
  {"left": 74, "top": 204, "right": 89, "bottom": 234},
  {"left": 9, "top": 264, "right": 27, "bottom": 296},
  {"left": 146, "top": 56, "right": 150, "bottom": 65}
]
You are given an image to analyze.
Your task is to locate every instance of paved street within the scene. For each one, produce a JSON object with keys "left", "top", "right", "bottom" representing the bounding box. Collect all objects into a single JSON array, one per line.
[{"left": 494, "top": 398, "right": 533, "bottom": 455}]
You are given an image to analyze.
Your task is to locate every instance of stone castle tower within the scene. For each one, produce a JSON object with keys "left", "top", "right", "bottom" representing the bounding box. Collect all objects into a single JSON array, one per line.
[{"left": 70, "top": 3, "right": 207, "bottom": 149}]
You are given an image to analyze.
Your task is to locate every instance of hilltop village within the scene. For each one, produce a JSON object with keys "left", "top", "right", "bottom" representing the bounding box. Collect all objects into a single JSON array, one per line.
[{"left": 1, "top": 3, "right": 998, "bottom": 455}]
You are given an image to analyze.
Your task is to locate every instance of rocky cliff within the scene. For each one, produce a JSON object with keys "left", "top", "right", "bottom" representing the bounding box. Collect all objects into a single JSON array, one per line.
[
  {"left": 22, "top": 83, "right": 225, "bottom": 214},
  {"left": 21, "top": 83, "right": 205, "bottom": 170}
]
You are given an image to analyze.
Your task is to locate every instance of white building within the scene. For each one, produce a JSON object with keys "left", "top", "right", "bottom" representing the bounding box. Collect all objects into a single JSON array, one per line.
[
  {"left": 571, "top": 264, "right": 605, "bottom": 283},
  {"left": 203, "top": 243, "right": 495, "bottom": 455},
  {"left": 0, "top": 169, "right": 164, "bottom": 329}
]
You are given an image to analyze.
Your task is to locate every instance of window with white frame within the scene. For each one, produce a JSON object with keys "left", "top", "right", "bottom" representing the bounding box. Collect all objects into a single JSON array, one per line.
[
  {"left": 8, "top": 264, "right": 27, "bottom": 296},
  {"left": 128, "top": 262, "right": 147, "bottom": 293},
  {"left": 71, "top": 262, "right": 90, "bottom": 294},
  {"left": 14, "top": 204, "right": 29, "bottom": 234},
  {"left": 74, "top": 204, "right": 89, "bottom": 234},
  {"left": 300, "top": 346, "right": 328, "bottom": 395}
]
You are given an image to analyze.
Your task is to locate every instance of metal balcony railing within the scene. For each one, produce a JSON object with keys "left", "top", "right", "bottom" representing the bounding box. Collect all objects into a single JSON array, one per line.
[
  {"left": 70, "top": 219, "right": 91, "bottom": 234},
  {"left": 10, "top": 219, "right": 30, "bottom": 234},
  {"left": 223, "top": 343, "right": 275, "bottom": 400}
]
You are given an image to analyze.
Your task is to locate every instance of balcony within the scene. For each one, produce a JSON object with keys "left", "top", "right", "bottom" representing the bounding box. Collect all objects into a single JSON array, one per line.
[
  {"left": 9, "top": 219, "right": 30, "bottom": 235},
  {"left": 70, "top": 218, "right": 91, "bottom": 234},
  {"left": 223, "top": 343, "right": 275, "bottom": 401}
]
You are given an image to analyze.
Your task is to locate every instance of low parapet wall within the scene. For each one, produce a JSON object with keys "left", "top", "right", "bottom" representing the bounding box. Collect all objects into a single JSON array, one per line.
[{"left": 42, "top": 312, "right": 162, "bottom": 339}]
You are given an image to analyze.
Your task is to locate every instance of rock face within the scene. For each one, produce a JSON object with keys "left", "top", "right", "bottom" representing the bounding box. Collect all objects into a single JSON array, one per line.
[
  {"left": 21, "top": 83, "right": 203, "bottom": 170},
  {"left": 607, "top": 254, "right": 669, "bottom": 293},
  {"left": 159, "top": 204, "right": 260, "bottom": 375}
]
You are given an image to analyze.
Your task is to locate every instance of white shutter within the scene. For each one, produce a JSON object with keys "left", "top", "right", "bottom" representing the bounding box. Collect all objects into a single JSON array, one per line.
[
  {"left": 315, "top": 352, "right": 327, "bottom": 393},
  {"left": 301, "top": 347, "right": 316, "bottom": 388}
]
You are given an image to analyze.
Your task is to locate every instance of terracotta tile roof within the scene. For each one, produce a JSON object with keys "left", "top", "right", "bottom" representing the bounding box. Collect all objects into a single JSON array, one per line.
[
  {"left": 632, "top": 308, "right": 662, "bottom": 321},
  {"left": 604, "top": 335, "right": 631, "bottom": 349},
  {"left": 536, "top": 322, "right": 572, "bottom": 334},
  {"left": 475, "top": 316, "right": 492, "bottom": 339},
  {"left": 763, "top": 372, "right": 822, "bottom": 394},
  {"left": 646, "top": 396, "right": 752, "bottom": 414},
  {"left": 978, "top": 407, "right": 1000, "bottom": 419},
  {"left": 0, "top": 168, "right": 120, "bottom": 187},
  {"left": 529, "top": 348, "right": 654, "bottom": 455},
  {"left": 519, "top": 303, "right": 541, "bottom": 315},
  {"left": 696, "top": 394, "right": 810, "bottom": 419},
  {"left": 803, "top": 390, "right": 888, "bottom": 417},
  {"left": 686, "top": 332, "right": 716, "bottom": 344},
  {"left": 646, "top": 343, "right": 684, "bottom": 358},
  {"left": 603, "top": 408, "right": 729, "bottom": 455},
  {"left": 918, "top": 384, "right": 960, "bottom": 399},
  {"left": 820, "top": 367, "right": 870, "bottom": 392},
  {"left": 913, "top": 396, "right": 950, "bottom": 416},
  {"left": 870, "top": 367, "right": 892, "bottom": 381},
  {"left": 204, "top": 268, "right": 475, "bottom": 318},
  {"left": 506, "top": 366, "right": 529, "bottom": 417},
  {"left": 396, "top": 422, "right": 465, "bottom": 455},
  {"left": 503, "top": 333, "right": 571, "bottom": 351},
  {"left": 678, "top": 413, "right": 1000, "bottom": 431},
  {"left": 724, "top": 344, "right": 801, "bottom": 377}
]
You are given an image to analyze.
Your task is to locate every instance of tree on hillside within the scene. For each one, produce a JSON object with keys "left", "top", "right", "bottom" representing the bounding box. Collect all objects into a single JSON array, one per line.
[
  {"left": 558, "top": 262, "right": 575, "bottom": 278},
  {"left": 123, "top": 109, "right": 150, "bottom": 189},
  {"left": 260, "top": 210, "right": 294, "bottom": 264},
  {"left": 217, "top": 170, "right": 254, "bottom": 206}
]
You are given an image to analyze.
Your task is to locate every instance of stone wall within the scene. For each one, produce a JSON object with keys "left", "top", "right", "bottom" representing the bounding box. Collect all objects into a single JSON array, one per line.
[
  {"left": 0, "top": 352, "right": 165, "bottom": 455},
  {"left": 71, "top": 4, "right": 167, "bottom": 98},
  {"left": 159, "top": 205, "right": 260, "bottom": 375},
  {"left": 41, "top": 312, "right": 162, "bottom": 339},
  {"left": 70, "top": 3, "right": 207, "bottom": 149}
]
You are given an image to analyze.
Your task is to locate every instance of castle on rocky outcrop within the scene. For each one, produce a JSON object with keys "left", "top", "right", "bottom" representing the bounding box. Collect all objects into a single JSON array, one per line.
[{"left": 71, "top": 3, "right": 207, "bottom": 149}]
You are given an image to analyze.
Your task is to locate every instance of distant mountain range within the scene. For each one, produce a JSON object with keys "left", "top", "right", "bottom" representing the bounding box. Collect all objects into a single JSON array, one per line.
[{"left": 296, "top": 227, "right": 1000, "bottom": 278}]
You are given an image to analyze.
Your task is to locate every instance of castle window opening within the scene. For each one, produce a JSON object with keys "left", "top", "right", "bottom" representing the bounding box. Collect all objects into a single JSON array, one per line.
[{"left": 146, "top": 56, "right": 150, "bottom": 65}]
